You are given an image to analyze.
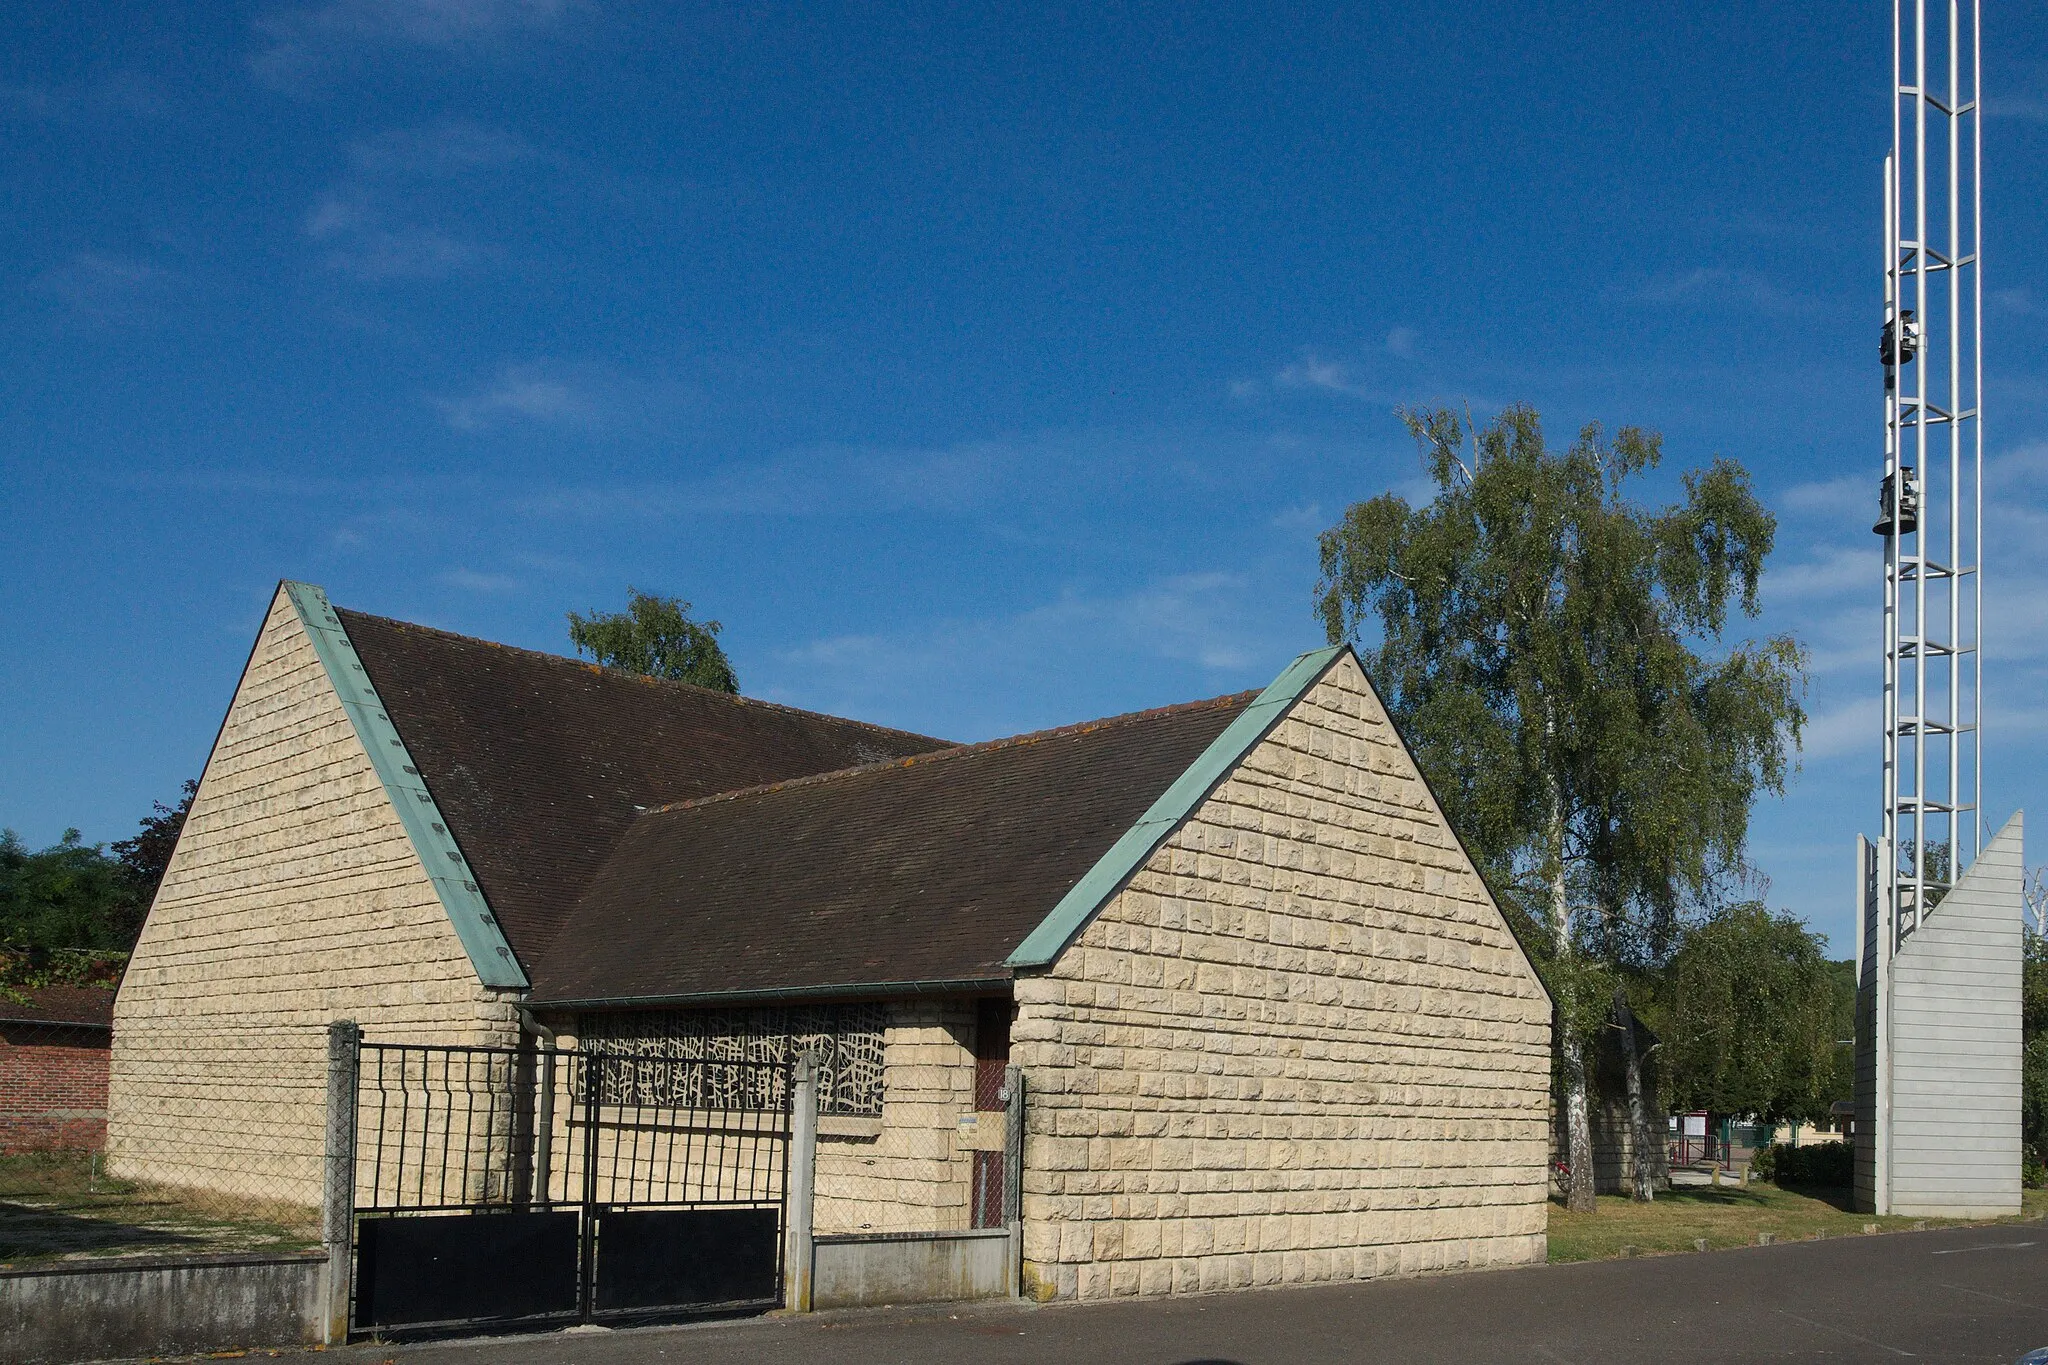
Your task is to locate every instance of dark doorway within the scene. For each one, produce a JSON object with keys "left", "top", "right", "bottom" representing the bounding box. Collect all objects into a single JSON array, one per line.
[{"left": 971, "top": 997, "right": 1011, "bottom": 1230}]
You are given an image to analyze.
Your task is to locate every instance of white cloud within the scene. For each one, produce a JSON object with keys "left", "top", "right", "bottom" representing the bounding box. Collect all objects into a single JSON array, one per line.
[
  {"left": 253, "top": 0, "right": 570, "bottom": 82},
  {"left": 1623, "top": 266, "right": 1809, "bottom": 314},
  {"left": 509, "top": 460, "right": 829, "bottom": 519},
  {"left": 849, "top": 445, "right": 1005, "bottom": 515},
  {"left": 507, "top": 430, "right": 1078, "bottom": 521},
  {"left": 776, "top": 571, "right": 1292, "bottom": 736},
  {"left": 1765, "top": 544, "right": 1877, "bottom": 602},
  {"left": 1798, "top": 696, "right": 1880, "bottom": 761},
  {"left": 434, "top": 364, "right": 593, "bottom": 430},
  {"left": 1268, "top": 503, "right": 1324, "bottom": 534},
  {"left": 306, "top": 194, "right": 488, "bottom": 279},
  {"left": 1990, "top": 439, "right": 2048, "bottom": 489},
  {"left": 1986, "top": 66, "right": 2048, "bottom": 123},
  {"left": 1779, "top": 474, "right": 1867, "bottom": 519},
  {"left": 347, "top": 120, "right": 535, "bottom": 175},
  {"left": 0, "top": 81, "right": 53, "bottom": 116},
  {"left": 303, "top": 121, "right": 533, "bottom": 281},
  {"left": 1247, "top": 330, "right": 1432, "bottom": 406},
  {"left": 1036, "top": 572, "right": 1260, "bottom": 671},
  {"left": 31, "top": 252, "right": 166, "bottom": 324},
  {"left": 0, "top": 73, "right": 164, "bottom": 121},
  {"left": 1273, "top": 351, "right": 1377, "bottom": 400},
  {"left": 438, "top": 567, "right": 521, "bottom": 593}
]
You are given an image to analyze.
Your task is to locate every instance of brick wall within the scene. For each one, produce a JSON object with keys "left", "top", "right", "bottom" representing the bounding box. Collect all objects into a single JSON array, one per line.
[
  {"left": 1012, "top": 653, "right": 1552, "bottom": 1301},
  {"left": 107, "top": 587, "right": 518, "bottom": 1208},
  {"left": 0, "top": 1024, "right": 111, "bottom": 1153}
]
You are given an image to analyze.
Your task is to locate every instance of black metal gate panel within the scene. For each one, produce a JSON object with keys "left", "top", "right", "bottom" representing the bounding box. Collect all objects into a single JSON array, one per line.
[
  {"left": 352, "top": 1041, "right": 789, "bottom": 1339},
  {"left": 356, "top": 1211, "right": 580, "bottom": 1332},
  {"left": 592, "top": 1208, "right": 781, "bottom": 1313}
]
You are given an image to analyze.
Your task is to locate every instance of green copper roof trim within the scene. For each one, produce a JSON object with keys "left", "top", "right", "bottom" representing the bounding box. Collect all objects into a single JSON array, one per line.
[
  {"left": 1006, "top": 643, "right": 1349, "bottom": 970},
  {"left": 284, "top": 582, "right": 529, "bottom": 991}
]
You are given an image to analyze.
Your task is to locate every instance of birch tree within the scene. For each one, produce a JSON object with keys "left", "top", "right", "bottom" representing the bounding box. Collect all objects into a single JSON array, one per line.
[
  {"left": 1314, "top": 405, "right": 1805, "bottom": 1210},
  {"left": 568, "top": 588, "right": 740, "bottom": 693},
  {"left": 1656, "top": 903, "right": 1851, "bottom": 1124}
]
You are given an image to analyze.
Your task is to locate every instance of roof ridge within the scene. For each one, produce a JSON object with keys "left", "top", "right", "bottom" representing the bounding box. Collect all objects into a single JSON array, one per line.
[
  {"left": 330, "top": 605, "right": 951, "bottom": 747},
  {"left": 645, "top": 689, "right": 1262, "bottom": 816}
]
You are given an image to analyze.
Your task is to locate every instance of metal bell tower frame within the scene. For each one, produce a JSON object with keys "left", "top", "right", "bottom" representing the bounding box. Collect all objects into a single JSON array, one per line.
[{"left": 1879, "top": 0, "right": 1983, "bottom": 939}]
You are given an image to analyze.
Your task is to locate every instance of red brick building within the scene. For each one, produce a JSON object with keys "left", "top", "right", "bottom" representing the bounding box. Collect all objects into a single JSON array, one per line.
[{"left": 0, "top": 985, "right": 116, "bottom": 1153}]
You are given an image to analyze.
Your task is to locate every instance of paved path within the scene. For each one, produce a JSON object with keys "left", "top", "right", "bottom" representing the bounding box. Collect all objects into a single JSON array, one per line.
[{"left": 309, "top": 1223, "right": 2048, "bottom": 1365}]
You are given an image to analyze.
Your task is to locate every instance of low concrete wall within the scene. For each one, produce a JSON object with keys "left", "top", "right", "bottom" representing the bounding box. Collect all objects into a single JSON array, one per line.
[
  {"left": 812, "top": 1228, "right": 1013, "bottom": 1309},
  {"left": 0, "top": 1251, "right": 324, "bottom": 1364}
]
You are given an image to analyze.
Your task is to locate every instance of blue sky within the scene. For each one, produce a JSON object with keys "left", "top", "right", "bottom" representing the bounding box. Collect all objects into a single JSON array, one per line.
[{"left": 4, "top": 2, "right": 2046, "bottom": 954}]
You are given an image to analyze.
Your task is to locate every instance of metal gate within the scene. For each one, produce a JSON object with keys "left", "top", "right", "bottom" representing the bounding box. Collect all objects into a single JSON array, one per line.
[{"left": 350, "top": 1041, "right": 790, "bottom": 1337}]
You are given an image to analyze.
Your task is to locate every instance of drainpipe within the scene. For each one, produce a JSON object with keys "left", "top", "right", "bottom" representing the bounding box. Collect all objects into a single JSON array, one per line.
[{"left": 519, "top": 1009, "right": 557, "bottom": 1207}]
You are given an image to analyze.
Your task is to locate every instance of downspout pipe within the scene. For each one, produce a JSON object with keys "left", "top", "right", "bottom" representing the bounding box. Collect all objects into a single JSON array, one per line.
[
  {"left": 518, "top": 1008, "right": 559, "bottom": 1206},
  {"left": 518, "top": 1007, "right": 557, "bottom": 1047}
]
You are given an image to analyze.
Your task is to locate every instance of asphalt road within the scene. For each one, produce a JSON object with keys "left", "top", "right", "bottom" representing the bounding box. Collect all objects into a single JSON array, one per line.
[{"left": 300, "top": 1222, "right": 2048, "bottom": 1365}]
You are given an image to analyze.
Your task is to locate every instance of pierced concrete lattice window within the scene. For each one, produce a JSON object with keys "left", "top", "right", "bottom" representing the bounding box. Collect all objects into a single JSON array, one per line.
[{"left": 577, "top": 1004, "right": 886, "bottom": 1117}]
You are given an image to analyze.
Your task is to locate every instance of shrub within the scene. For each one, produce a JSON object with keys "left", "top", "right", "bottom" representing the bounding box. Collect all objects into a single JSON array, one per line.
[{"left": 1758, "top": 1140, "right": 1853, "bottom": 1188}]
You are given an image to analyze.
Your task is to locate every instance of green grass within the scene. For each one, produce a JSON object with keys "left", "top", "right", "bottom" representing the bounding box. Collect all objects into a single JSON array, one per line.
[
  {"left": 1547, "top": 1182, "right": 2048, "bottom": 1263},
  {"left": 0, "top": 1151, "right": 320, "bottom": 1267}
]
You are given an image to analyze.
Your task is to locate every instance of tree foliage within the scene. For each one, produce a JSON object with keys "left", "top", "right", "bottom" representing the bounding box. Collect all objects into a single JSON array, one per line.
[
  {"left": 1655, "top": 903, "right": 1847, "bottom": 1124},
  {"left": 2024, "top": 932, "right": 2047, "bottom": 1181},
  {"left": 567, "top": 589, "right": 739, "bottom": 693},
  {"left": 1314, "top": 404, "right": 1807, "bottom": 965},
  {"left": 111, "top": 778, "right": 196, "bottom": 909},
  {"left": 1315, "top": 404, "right": 1808, "bottom": 1205},
  {"left": 1, "top": 779, "right": 199, "bottom": 998},
  {"left": 0, "top": 829, "right": 146, "bottom": 956}
]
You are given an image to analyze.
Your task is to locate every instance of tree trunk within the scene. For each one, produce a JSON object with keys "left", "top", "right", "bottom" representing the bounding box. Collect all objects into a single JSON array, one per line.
[
  {"left": 1547, "top": 766, "right": 1597, "bottom": 1213},
  {"left": 1560, "top": 1028, "right": 1597, "bottom": 1212},
  {"left": 1613, "top": 987, "right": 1656, "bottom": 1202}
]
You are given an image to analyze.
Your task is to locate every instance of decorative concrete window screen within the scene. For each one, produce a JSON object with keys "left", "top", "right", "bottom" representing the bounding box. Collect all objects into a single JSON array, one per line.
[{"left": 577, "top": 1004, "right": 886, "bottom": 1116}]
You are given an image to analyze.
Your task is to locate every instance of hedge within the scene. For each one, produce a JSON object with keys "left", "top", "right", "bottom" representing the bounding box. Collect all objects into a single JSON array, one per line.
[{"left": 1751, "top": 1140, "right": 1853, "bottom": 1188}]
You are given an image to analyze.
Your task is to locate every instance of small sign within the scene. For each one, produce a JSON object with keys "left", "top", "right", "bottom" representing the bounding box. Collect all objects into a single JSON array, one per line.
[{"left": 956, "top": 1114, "right": 979, "bottom": 1136}]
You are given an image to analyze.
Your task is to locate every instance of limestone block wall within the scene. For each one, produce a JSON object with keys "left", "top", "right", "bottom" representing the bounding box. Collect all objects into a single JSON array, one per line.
[
  {"left": 107, "top": 587, "right": 517, "bottom": 1212},
  {"left": 813, "top": 999, "right": 978, "bottom": 1235},
  {"left": 545, "top": 1000, "right": 978, "bottom": 1233},
  {"left": 1012, "top": 655, "right": 1552, "bottom": 1301}
]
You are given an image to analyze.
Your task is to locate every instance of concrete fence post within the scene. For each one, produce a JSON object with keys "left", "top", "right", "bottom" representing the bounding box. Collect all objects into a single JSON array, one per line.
[
  {"left": 322, "top": 1019, "right": 361, "bottom": 1346},
  {"left": 1003, "top": 1063, "right": 1024, "bottom": 1296},
  {"left": 784, "top": 1051, "right": 819, "bottom": 1312}
]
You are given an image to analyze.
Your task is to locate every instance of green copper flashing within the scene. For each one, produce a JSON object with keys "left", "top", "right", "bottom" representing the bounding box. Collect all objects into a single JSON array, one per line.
[
  {"left": 1006, "top": 644, "right": 1349, "bottom": 970},
  {"left": 284, "top": 582, "right": 529, "bottom": 991}
]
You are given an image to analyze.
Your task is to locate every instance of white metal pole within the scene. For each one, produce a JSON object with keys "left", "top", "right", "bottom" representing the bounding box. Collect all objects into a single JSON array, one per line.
[{"left": 1970, "top": 0, "right": 1984, "bottom": 864}]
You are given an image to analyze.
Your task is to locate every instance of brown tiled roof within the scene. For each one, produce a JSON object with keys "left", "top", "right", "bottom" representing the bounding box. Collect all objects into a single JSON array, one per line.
[
  {"left": 337, "top": 609, "right": 951, "bottom": 968},
  {"left": 0, "top": 985, "right": 116, "bottom": 1029},
  {"left": 529, "top": 691, "right": 1258, "bottom": 1005}
]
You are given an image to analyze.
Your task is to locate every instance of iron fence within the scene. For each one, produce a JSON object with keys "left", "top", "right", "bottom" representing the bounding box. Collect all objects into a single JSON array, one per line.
[{"left": 355, "top": 1044, "right": 792, "bottom": 1216}]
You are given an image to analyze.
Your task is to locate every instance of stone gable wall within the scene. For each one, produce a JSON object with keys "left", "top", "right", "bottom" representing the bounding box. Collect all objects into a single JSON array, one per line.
[
  {"left": 106, "top": 588, "right": 516, "bottom": 1208},
  {"left": 1012, "top": 654, "right": 1551, "bottom": 1301}
]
